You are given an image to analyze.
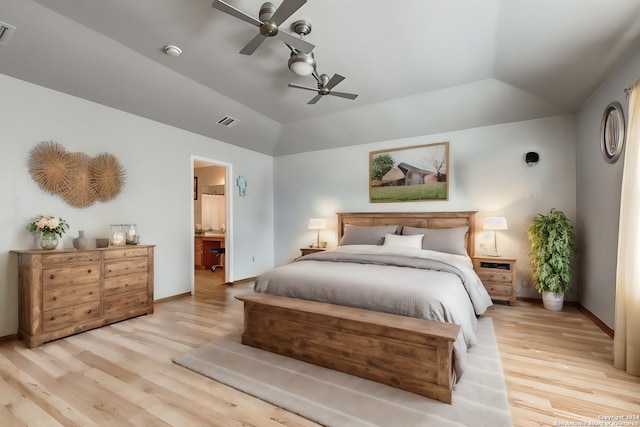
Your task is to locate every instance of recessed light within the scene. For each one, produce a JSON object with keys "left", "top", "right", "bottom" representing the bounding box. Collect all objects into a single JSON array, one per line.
[{"left": 163, "top": 45, "right": 182, "bottom": 57}]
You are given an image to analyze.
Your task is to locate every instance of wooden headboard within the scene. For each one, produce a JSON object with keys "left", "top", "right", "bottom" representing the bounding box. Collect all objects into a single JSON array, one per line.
[{"left": 337, "top": 211, "right": 477, "bottom": 258}]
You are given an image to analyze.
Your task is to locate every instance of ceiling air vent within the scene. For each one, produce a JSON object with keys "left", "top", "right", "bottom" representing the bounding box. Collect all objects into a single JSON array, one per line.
[
  {"left": 217, "top": 115, "right": 239, "bottom": 128},
  {"left": 0, "top": 21, "right": 17, "bottom": 47}
]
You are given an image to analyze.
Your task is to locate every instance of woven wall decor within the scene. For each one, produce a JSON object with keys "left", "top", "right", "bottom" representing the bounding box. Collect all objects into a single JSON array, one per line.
[
  {"left": 28, "top": 141, "right": 74, "bottom": 194},
  {"left": 28, "top": 141, "right": 126, "bottom": 208},
  {"left": 90, "top": 153, "right": 126, "bottom": 202},
  {"left": 63, "top": 152, "right": 99, "bottom": 208}
]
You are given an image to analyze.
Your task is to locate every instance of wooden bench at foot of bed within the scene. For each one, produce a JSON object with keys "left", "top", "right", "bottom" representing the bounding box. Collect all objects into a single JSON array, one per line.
[{"left": 236, "top": 292, "right": 461, "bottom": 404}]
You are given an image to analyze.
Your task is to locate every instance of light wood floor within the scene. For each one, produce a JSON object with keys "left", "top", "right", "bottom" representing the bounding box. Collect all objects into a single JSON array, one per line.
[{"left": 1, "top": 273, "right": 638, "bottom": 426}]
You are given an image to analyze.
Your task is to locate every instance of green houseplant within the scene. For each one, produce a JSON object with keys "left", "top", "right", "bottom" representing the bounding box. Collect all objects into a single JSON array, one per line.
[{"left": 527, "top": 208, "right": 577, "bottom": 310}]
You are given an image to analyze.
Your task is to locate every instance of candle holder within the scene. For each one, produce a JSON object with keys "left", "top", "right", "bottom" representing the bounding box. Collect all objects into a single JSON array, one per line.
[
  {"left": 124, "top": 224, "right": 138, "bottom": 244},
  {"left": 110, "top": 224, "right": 126, "bottom": 246}
]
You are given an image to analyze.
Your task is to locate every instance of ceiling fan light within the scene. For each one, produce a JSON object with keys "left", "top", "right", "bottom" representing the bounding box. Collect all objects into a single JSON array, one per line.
[{"left": 288, "top": 51, "right": 315, "bottom": 76}]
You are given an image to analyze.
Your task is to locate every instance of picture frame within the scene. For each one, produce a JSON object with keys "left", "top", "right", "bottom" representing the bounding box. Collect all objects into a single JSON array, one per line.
[
  {"left": 600, "top": 102, "right": 626, "bottom": 163},
  {"left": 194, "top": 177, "right": 198, "bottom": 200},
  {"left": 369, "top": 142, "right": 449, "bottom": 203}
]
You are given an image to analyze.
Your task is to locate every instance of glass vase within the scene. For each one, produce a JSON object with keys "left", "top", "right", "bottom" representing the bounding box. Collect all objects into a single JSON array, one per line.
[{"left": 40, "top": 231, "right": 59, "bottom": 250}]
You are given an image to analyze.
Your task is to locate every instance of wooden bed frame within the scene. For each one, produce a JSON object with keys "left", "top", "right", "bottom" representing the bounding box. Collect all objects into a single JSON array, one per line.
[{"left": 237, "top": 211, "right": 477, "bottom": 404}]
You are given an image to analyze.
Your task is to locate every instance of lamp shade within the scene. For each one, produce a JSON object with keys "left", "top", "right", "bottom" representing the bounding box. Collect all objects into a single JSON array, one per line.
[
  {"left": 483, "top": 217, "right": 508, "bottom": 231},
  {"left": 308, "top": 218, "right": 327, "bottom": 230}
]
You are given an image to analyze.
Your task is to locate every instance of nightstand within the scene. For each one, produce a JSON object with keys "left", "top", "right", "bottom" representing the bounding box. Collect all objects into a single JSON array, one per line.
[
  {"left": 472, "top": 256, "right": 517, "bottom": 306},
  {"left": 300, "top": 247, "right": 326, "bottom": 256}
]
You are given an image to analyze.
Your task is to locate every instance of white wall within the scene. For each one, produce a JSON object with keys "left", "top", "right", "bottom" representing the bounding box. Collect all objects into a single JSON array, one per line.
[
  {"left": 274, "top": 115, "right": 577, "bottom": 301},
  {"left": 575, "top": 48, "right": 640, "bottom": 328},
  {"left": 0, "top": 74, "right": 274, "bottom": 337}
]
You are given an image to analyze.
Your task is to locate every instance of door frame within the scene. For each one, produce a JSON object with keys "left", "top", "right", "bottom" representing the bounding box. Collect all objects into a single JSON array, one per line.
[{"left": 191, "top": 155, "right": 233, "bottom": 294}]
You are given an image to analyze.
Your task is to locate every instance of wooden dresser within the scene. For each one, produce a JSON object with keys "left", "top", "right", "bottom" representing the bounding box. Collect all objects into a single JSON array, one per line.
[
  {"left": 472, "top": 256, "right": 517, "bottom": 306},
  {"left": 12, "top": 245, "right": 154, "bottom": 348}
]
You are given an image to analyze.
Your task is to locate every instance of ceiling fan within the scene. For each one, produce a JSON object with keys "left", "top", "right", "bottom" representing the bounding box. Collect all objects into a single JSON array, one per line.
[
  {"left": 212, "top": 0, "right": 315, "bottom": 55},
  {"left": 288, "top": 73, "right": 358, "bottom": 104}
]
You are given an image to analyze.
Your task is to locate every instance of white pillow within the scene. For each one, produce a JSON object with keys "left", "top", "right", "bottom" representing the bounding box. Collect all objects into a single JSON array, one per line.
[{"left": 383, "top": 233, "right": 424, "bottom": 249}]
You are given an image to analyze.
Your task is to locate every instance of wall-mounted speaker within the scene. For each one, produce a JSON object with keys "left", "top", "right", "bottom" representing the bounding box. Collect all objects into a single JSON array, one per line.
[{"left": 524, "top": 151, "right": 539, "bottom": 167}]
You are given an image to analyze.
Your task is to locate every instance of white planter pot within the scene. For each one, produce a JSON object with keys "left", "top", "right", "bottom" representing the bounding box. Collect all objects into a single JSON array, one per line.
[{"left": 542, "top": 291, "right": 564, "bottom": 311}]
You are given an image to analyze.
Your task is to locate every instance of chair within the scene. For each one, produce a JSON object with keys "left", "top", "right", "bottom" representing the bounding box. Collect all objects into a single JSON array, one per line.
[{"left": 209, "top": 247, "right": 225, "bottom": 272}]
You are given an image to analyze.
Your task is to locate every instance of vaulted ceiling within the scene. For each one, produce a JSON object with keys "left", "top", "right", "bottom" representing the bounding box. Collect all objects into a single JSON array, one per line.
[{"left": 1, "top": 0, "right": 640, "bottom": 156}]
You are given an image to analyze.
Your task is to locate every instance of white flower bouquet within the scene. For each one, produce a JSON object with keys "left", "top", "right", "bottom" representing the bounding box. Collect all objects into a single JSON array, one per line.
[{"left": 27, "top": 214, "right": 69, "bottom": 237}]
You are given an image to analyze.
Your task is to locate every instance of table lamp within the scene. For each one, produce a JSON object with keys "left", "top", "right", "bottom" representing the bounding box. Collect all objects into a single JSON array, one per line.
[
  {"left": 308, "top": 218, "right": 327, "bottom": 248},
  {"left": 483, "top": 216, "right": 508, "bottom": 256}
]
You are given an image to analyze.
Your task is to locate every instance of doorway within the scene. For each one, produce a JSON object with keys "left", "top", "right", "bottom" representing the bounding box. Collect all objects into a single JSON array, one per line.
[{"left": 192, "top": 156, "right": 232, "bottom": 294}]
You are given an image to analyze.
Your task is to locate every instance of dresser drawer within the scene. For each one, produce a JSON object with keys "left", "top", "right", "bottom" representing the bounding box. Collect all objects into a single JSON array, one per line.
[
  {"left": 103, "top": 290, "right": 150, "bottom": 317},
  {"left": 42, "top": 251, "right": 101, "bottom": 266},
  {"left": 476, "top": 269, "right": 512, "bottom": 283},
  {"left": 483, "top": 282, "right": 513, "bottom": 298},
  {"left": 103, "top": 247, "right": 149, "bottom": 260},
  {"left": 104, "top": 273, "right": 148, "bottom": 296},
  {"left": 43, "top": 283, "right": 100, "bottom": 310},
  {"left": 43, "top": 301, "right": 101, "bottom": 333},
  {"left": 43, "top": 263, "right": 101, "bottom": 287},
  {"left": 104, "top": 258, "right": 148, "bottom": 278}
]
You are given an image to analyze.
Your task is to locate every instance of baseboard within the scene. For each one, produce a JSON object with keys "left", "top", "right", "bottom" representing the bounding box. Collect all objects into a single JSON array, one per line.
[
  {"left": 576, "top": 304, "right": 614, "bottom": 339},
  {"left": 516, "top": 296, "right": 577, "bottom": 306},
  {"left": 155, "top": 292, "right": 191, "bottom": 303},
  {"left": 231, "top": 276, "right": 256, "bottom": 285},
  {"left": 0, "top": 333, "right": 19, "bottom": 343},
  {"left": 515, "top": 297, "right": 614, "bottom": 338}
]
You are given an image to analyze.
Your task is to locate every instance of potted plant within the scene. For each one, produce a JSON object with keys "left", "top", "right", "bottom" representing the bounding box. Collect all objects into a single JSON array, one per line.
[{"left": 527, "top": 208, "right": 577, "bottom": 311}]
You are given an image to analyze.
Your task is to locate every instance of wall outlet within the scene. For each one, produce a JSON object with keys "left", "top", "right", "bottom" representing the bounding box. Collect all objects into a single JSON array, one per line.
[
  {"left": 252, "top": 256, "right": 255, "bottom": 262},
  {"left": 522, "top": 280, "right": 528, "bottom": 288}
]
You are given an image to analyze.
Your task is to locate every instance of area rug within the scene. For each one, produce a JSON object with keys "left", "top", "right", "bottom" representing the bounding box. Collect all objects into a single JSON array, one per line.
[{"left": 173, "top": 317, "right": 512, "bottom": 427}]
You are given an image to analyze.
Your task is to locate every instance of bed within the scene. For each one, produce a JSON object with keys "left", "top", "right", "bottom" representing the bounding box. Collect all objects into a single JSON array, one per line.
[{"left": 236, "top": 211, "right": 492, "bottom": 403}]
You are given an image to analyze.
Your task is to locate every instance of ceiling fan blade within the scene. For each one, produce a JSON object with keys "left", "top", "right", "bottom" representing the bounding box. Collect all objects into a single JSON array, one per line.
[
  {"left": 239, "top": 33, "right": 267, "bottom": 55},
  {"left": 308, "top": 94, "right": 323, "bottom": 104},
  {"left": 325, "top": 74, "right": 345, "bottom": 90},
  {"left": 212, "top": 0, "right": 262, "bottom": 27},
  {"left": 278, "top": 30, "right": 314, "bottom": 54},
  {"left": 288, "top": 83, "right": 318, "bottom": 92},
  {"left": 270, "top": 0, "right": 307, "bottom": 26},
  {"left": 329, "top": 91, "right": 358, "bottom": 100}
]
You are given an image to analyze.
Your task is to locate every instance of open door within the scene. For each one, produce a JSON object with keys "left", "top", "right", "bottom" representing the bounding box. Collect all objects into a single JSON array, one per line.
[{"left": 192, "top": 156, "right": 233, "bottom": 294}]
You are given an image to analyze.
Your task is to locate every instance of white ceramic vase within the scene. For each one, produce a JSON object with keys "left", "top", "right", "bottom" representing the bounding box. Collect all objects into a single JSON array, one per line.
[
  {"left": 73, "top": 230, "right": 87, "bottom": 249},
  {"left": 542, "top": 291, "right": 564, "bottom": 311}
]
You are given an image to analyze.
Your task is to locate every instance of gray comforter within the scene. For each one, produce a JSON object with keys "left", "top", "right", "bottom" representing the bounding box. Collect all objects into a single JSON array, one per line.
[{"left": 253, "top": 245, "right": 493, "bottom": 380}]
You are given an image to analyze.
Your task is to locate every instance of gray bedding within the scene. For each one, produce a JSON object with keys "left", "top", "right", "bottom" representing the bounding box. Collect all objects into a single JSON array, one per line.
[{"left": 253, "top": 245, "right": 493, "bottom": 380}]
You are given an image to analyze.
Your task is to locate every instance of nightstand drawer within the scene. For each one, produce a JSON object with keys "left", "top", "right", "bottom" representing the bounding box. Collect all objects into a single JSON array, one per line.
[
  {"left": 482, "top": 282, "right": 513, "bottom": 297},
  {"left": 300, "top": 248, "right": 326, "bottom": 256},
  {"left": 476, "top": 269, "right": 512, "bottom": 283}
]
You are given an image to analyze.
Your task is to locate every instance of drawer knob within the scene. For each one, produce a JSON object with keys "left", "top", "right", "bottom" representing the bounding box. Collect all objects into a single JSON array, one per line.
[
  {"left": 49, "top": 274, "right": 55, "bottom": 280},
  {"left": 87, "top": 269, "right": 92, "bottom": 273}
]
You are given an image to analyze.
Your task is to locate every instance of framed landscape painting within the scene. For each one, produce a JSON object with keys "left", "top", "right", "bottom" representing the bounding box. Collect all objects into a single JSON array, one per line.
[{"left": 369, "top": 142, "right": 449, "bottom": 203}]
